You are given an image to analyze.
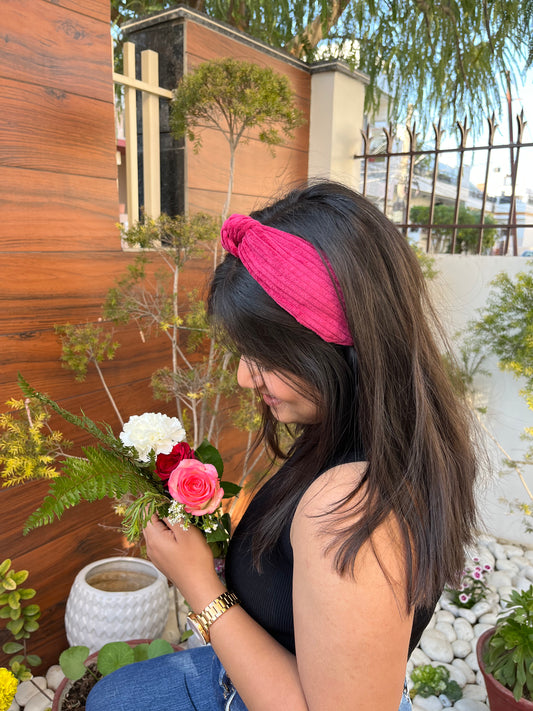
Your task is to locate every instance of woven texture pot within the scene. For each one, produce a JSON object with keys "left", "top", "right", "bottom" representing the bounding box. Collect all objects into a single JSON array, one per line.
[
  {"left": 65, "top": 557, "right": 169, "bottom": 653},
  {"left": 477, "top": 629, "right": 533, "bottom": 711}
]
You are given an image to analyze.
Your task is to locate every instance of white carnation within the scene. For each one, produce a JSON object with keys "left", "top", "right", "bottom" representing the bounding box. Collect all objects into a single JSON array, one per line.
[{"left": 119, "top": 412, "right": 186, "bottom": 462}]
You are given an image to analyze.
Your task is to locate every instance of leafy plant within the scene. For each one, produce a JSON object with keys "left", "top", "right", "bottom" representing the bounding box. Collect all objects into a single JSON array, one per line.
[
  {"left": 170, "top": 58, "right": 304, "bottom": 219},
  {"left": 59, "top": 639, "right": 175, "bottom": 682},
  {"left": 0, "top": 397, "right": 68, "bottom": 488},
  {"left": 0, "top": 559, "right": 41, "bottom": 682},
  {"left": 484, "top": 586, "right": 533, "bottom": 702},
  {"left": 410, "top": 203, "right": 498, "bottom": 254},
  {"left": 468, "top": 264, "right": 533, "bottom": 530},
  {"left": 409, "top": 664, "right": 462, "bottom": 702},
  {"left": 445, "top": 558, "right": 492, "bottom": 609}
]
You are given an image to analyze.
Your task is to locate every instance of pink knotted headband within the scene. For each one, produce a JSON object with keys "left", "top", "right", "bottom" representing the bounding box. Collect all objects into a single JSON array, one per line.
[{"left": 220, "top": 214, "right": 353, "bottom": 346}]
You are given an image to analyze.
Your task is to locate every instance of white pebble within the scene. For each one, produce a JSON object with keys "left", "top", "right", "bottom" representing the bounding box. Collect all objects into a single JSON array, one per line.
[
  {"left": 504, "top": 544, "right": 525, "bottom": 557},
  {"left": 465, "top": 651, "right": 480, "bottom": 672},
  {"left": 452, "top": 658, "right": 477, "bottom": 684},
  {"left": 439, "top": 597, "right": 459, "bottom": 615},
  {"left": 438, "top": 694, "right": 452, "bottom": 708},
  {"left": 469, "top": 601, "right": 492, "bottom": 619},
  {"left": 498, "top": 586, "right": 515, "bottom": 602},
  {"left": 412, "top": 695, "right": 443, "bottom": 711},
  {"left": 420, "top": 629, "right": 454, "bottom": 663},
  {"left": 512, "top": 576, "right": 532, "bottom": 593},
  {"left": 524, "top": 549, "right": 533, "bottom": 562},
  {"left": 410, "top": 648, "right": 432, "bottom": 666},
  {"left": 7, "top": 700, "right": 20, "bottom": 711},
  {"left": 476, "top": 671, "right": 485, "bottom": 686},
  {"left": 452, "top": 639, "right": 472, "bottom": 658},
  {"left": 435, "top": 610, "right": 455, "bottom": 625},
  {"left": 485, "top": 571, "right": 512, "bottom": 588},
  {"left": 509, "top": 555, "right": 528, "bottom": 569},
  {"left": 46, "top": 664, "right": 65, "bottom": 691},
  {"left": 454, "top": 618, "right": 474, "bottom": 642},
  {"left": 457, "top": 608, "right": 477, "bottom": 624},
  {"left": 15, "top": 678, "right": 47, "bottom": 706},
  {"left": 495, "top": 558, "right": 519, "bottom": 574},
  {"left": 487, "top": 541, "right": 505, "bottom": 558},
  {"left": 522, "top": 565, "right": 533, "bottom": 582},
  {"left": 478, "top": 613, "right": 497, "bottom": 625},
  {"left": 435, "top": 622, "right": 456, "bottom": 643},
  {"left": 453, "top": 699, "right": 489, "bottom": 711},
  {"left": 24, "top": 690, "right": 55, "bottom": 711},
  {"left": 462, "top": 684, "right": 487, "bottom": 702}
]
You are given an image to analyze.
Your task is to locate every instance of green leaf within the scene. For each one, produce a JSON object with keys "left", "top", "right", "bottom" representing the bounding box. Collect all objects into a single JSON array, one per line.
[
  {"left": 18, "top": 588, "right": 36, "bottom": 600},
  {"left": 97, "top": 642, "right": 134, "bottom": 676},
  {"left": 221, "top": 481, "right": 241, "bottom": 497},
  {"left": 195, "top": 440, "right": 224, "bottom": 476},
  {"left": 26, "top": 654, "right": 42, "bottom": 667},
  {"left": 59, "top": 646, "right": 90, "bottom": 681},
  {"left": 22, "top": 604, "right": 41, "bottom": 617},
  {"left": 132, "top": 643, "right": 150, "bottom": 662},
  {"left": 0, "top": 559, "right": 11, "bottom": 576},
  {"left": 2, "top": 641, "right": 23, "bottom": 654},
  {"left": 12, "top": 570, "right": 29, "bottom": 585},
  {"left": 147, "top": 639, "right": 174, "bottom": 658},
  {"left": 8, "top": 591, "right": 20, "bottom": 609},
  {"left": 23, "top": 619, "right": 39, "bottom": 633},
  {"left": 7, "top": 617, "right": 24, "bottom": 635}
]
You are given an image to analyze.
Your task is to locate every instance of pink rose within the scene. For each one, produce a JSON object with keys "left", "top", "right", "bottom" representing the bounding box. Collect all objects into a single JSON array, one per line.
[
  {"left": 155, "top": 442, "right": 195, "bottom": 481},
  {"left": 168, "top": 459, "right": 223, "bottom": 515}
]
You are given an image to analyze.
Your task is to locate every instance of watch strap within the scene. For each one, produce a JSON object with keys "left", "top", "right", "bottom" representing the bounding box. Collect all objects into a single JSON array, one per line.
[{"left": 188, "top": 591, "right": 240, "bottom": 643}]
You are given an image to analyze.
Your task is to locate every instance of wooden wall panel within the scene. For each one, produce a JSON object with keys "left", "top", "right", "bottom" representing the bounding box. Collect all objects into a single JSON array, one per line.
[
  {"left": 0, "top": 168, "right": 119, "bottom": 250},
  {"left": 0, "top": 78, "right": 117, "bottom": 179},
  {"left": 0, "top": 0, "right": 113, "bottom": 103}
]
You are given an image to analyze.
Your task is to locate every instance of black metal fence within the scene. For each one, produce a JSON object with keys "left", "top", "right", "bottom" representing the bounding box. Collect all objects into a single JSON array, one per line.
[{"left": 354, "top": 113, "right": 533, "bottom": 255}]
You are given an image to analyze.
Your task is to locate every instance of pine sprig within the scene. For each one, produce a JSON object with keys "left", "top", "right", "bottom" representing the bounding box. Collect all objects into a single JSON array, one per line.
[
  {"left": 23, "top": 447, "right": 162, "bottom": 534},
  {"left": 122, "top": 491, "right": 170, "bottom": 542},
  {"left": 17, "top": 374, "right": 122, "bottom": 454}
]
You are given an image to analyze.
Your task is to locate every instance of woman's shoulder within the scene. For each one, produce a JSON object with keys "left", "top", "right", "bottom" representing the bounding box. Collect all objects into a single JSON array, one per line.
[{"left": 295, "top": 460, "right": 369, "bottom": 520}]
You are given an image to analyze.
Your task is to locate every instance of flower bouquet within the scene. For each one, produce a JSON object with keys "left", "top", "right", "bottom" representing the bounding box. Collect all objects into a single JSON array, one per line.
[{"left": 18, "top": 375, "right": 240, "bottom": 556}]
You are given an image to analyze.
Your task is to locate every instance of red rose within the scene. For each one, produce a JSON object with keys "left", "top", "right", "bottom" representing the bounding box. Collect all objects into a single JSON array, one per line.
[
  {"left": 155, "top": 442, "right": 195, "bottom": 481},
  {"left": 168, "top": 459, "right": 223, "bottom": 516}
]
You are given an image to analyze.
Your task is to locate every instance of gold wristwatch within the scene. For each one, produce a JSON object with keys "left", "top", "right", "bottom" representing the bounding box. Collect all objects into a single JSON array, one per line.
[{"left": 186, "top": 591, "right": 240, "bottom": 645}]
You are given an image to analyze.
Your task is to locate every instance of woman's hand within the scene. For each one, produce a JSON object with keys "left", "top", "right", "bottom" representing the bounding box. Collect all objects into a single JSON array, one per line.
[{"left": 143, "top": 515, "right": 225, "bottom": 610}]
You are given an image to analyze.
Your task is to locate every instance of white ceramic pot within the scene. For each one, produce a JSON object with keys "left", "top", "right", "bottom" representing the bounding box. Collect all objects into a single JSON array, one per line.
[{"left": 65, "top": 557, "right": 169, "bottom": 653}]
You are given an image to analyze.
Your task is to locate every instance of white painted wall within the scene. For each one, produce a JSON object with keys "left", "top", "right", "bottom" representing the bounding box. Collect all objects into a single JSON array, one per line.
[
  {"left": 307, "top": 62, "right": 368, "bottom": 188},
  {"left": 429, "top": 255, "right": 533, "bottom": 544}
]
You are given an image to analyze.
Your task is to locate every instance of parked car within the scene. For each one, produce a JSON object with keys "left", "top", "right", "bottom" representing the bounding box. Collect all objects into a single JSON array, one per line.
[{"left": 521, "top": 249, "right": 533, "bottom": 256}]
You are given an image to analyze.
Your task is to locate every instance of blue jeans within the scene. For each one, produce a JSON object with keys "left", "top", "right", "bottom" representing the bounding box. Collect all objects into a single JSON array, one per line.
[{"left": 86, "top": 645, "right": 412, "bottom": 710}]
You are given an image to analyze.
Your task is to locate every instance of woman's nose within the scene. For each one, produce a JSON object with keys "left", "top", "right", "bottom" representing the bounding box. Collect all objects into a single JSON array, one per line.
[{"left": 237, "top": 357, "right": 258, "bottom": 389}]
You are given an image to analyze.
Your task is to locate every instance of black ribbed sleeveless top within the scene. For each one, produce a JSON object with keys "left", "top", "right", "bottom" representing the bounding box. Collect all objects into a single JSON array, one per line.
[{"left": 225, "top": 455, "right": 435, "bottom": 656}]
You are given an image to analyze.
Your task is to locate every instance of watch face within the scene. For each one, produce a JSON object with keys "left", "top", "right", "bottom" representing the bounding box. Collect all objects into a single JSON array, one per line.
[{"left": 186, "top": 616, "right": 209, "bottom": 645}]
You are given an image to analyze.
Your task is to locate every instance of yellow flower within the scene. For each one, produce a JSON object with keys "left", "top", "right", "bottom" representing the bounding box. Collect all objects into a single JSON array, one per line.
[{"left": 0, "top": 667, "right": 18, "bottom": 711}]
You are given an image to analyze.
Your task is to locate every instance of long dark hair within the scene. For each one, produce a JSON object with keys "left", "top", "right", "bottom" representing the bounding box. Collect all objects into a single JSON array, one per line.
[{"left": 208, "top": 181, "right": 478, "bottom": 609}]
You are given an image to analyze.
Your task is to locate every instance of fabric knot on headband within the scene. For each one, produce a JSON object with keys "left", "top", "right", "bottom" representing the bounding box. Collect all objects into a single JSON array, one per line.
[{"left": 220, "top": 214, "right": 353, "bottom": 346}]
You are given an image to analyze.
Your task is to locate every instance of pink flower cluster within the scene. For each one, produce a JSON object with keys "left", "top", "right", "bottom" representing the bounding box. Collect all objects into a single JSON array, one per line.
[
  {"left": 155, "top": 443, "right": 223, "bottom": 516},
  {"left": 449, "top": 557, "right": 492, "bottom": 608}
]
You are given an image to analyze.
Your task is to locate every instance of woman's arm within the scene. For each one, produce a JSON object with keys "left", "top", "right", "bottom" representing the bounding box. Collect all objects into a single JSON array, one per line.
[
  {"left": 143, "top": 460, "right": 413, "bottom": 711},
  {"left": 291, "top": 462, "right": 414, "bottom": 710}
]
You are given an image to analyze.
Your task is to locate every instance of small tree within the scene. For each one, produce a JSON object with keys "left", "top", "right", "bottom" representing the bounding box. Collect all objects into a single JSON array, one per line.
[{"left": 170, "top": 58, "right": 304, "bottom": 219}]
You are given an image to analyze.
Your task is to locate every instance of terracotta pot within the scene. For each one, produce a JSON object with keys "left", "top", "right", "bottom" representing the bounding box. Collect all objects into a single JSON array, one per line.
[
  {"left": 477, "top": 629, "right": 533, "bottom": 711},
  {"left": 52, "top": 639, "right": 183, "bottom": 711}
]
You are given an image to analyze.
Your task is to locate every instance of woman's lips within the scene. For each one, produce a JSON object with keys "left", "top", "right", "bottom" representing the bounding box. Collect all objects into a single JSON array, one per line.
[{"left": 262, "top": 393, "right": 281, "bottom": 408}]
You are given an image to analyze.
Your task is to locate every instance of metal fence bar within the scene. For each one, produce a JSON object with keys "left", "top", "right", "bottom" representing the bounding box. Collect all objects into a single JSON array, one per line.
[{"left": 354, "top": 113, "right": 533, "bottom": 255}]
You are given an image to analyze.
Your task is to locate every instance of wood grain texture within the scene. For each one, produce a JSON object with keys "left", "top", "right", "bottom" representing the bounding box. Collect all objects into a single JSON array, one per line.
[
  {"left": 43, "top": 0, "right": 111, "bottom": 23},
  {"left": 0, "top": 0, "right": 114, "bottom": 103},
  {"left": 186, "top": 21, "right": 311, "bottom": 102},
  {"left": 0, "top": 77, "right": 117, "bottom": 179},
  {"left": 0, "top": 168, "right": 119, "bottom": 249}
]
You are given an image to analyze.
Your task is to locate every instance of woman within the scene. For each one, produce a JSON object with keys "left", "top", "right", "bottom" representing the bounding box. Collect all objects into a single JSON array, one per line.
[{"left": 87, "top": 181, "right": 477, "bottom": 711}]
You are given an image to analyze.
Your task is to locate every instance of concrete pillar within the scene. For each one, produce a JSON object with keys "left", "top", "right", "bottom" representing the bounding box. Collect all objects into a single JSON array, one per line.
[{"left": 308, "top": 61, "right": 369, "bottom": 190}]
